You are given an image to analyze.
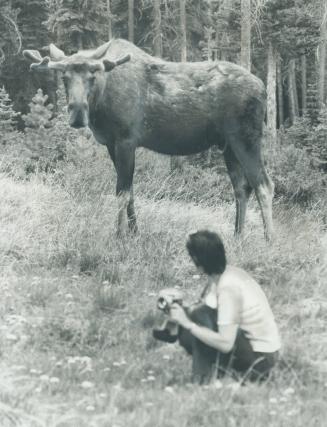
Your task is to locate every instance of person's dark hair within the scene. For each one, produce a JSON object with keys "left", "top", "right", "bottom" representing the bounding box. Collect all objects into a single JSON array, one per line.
[{"left": 186, "top": 230, "right": 226, "bottom": 275}]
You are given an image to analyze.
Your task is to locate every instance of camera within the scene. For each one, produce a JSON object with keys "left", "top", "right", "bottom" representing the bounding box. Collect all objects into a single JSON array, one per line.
[{"left": 157, "top": 288, "right": 184, "bottom": 313}]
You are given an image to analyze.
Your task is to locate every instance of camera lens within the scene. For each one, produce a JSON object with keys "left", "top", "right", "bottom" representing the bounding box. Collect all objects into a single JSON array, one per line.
[{"left": 157, "top": 297, "right": 167, "bottom": 310}]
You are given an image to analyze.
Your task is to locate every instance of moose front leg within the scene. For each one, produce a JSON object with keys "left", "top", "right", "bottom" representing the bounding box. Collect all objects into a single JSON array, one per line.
[
  {"left": 115, "top": 141, "right": 137, "bottom": 235},
  {"left": 224, "top": 147, "right": 252, "bottom": 237}
]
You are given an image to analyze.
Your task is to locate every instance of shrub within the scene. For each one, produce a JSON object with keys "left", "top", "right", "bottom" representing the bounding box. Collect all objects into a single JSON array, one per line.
[
  {"left": 22, "top": 88, "right": 65, "bottom": 172},
  {"left": 266, "top": 141, "right": 326, "bottom": 205},
  {"left": 280, "top": 113, "right": 327, "bottom": 171},
  {"left": 305, "top": 107, "right": 327, "bottom": 171},
  {"left": 0, "top": 85, "right": 20, "bottom": 138}
]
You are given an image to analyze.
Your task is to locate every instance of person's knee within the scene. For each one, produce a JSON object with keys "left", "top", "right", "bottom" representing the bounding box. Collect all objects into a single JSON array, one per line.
[
  {"left": 152, "top": 319, "right": 179, "bottom": 343},
  {"left": 188, "top": 304, "right": 217, "bottom": 331}
]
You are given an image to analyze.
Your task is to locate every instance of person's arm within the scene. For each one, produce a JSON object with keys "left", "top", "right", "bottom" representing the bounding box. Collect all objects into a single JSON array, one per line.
[{"left": 169, "top": 304, "right": 238, "bottom": 353}]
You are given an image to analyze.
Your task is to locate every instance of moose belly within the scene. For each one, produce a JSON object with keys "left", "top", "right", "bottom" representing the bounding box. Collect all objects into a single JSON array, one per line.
[{"left": 141, "top": 118, "right": 222, "bottom": 156}]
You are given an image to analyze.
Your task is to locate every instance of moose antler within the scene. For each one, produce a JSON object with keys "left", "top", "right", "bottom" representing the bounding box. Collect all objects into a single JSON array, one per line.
[
  {"left": 23, "top": 50, "right": 67, "bottom": 72},
  {"left": 23, "top": 49, "right": 43, "bottom": 63},
  {"left": 103, "top": 54, "right": 131, "bottom": 72},
  {"left": 23, "top": 44, "right": 67, "bottom": 72},
  {"left": 23, "top": 43, "right": 131, "bottom": 73}
]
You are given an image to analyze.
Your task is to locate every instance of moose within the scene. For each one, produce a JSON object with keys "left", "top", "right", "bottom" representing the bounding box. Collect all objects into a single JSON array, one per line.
[{"left": 24, "top": 39, "right": 274, "bottom": 240}]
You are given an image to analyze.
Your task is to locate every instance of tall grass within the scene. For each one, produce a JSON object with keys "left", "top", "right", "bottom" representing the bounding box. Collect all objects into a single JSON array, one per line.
[{"left": 0, "top": 147, "right": 326, "bottom": 426}]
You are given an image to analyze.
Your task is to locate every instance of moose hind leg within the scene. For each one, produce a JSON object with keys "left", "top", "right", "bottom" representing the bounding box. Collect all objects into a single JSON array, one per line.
[
  {"left": 254, "top": 175, "right": 274, "bottom": 241},
  {"left": 223, "top": 147, "right": 253, "bottom": 236},
  {"left": 127, "top": 185, "right": 137, "bottom": 233},
  {"left": 225, "top": 124, "right": 274, "bottom": 240}
]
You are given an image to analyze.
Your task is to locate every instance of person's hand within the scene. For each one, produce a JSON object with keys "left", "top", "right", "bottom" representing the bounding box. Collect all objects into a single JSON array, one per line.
[{"left": 169, "top": 303, "right": 193, "bottom": 330}]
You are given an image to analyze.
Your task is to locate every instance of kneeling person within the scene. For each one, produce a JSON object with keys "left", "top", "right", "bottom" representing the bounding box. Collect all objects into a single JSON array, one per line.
[{"left": 153, "top": 230, "right": 281, "bottom": 384}]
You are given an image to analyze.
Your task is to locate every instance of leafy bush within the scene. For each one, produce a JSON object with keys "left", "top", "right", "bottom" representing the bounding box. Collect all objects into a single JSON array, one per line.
[
  {"left": 279, "top": 114, "right": 327, "bottom": 171},
  {"left": 0, "top": 87, "right": 99, "bottom": 177},
  {"left": 266, "top": 141, "right": 326, "bottom": 205},
  {"left": 305, "top": 108, "right": 327, "bottom": 170}
]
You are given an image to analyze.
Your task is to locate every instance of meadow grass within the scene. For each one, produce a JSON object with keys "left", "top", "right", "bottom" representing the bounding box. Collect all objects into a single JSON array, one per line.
[{"left": 0, "top": 148, "right": 326, "bottom": 426}]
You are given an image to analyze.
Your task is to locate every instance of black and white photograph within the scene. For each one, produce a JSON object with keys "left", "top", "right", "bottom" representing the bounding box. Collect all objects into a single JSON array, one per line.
[{"left": 0, "top": 0, "right": 326, "bottom": 426}]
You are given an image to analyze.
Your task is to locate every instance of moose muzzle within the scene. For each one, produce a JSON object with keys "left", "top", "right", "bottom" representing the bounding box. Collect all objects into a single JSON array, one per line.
[{"left": 68, "top": 101, "right": 89, "bottom": 128}]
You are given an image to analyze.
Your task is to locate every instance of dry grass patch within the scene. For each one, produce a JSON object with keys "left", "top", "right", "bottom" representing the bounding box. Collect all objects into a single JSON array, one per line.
[{"left": 0, "top": 166, "right": 326, "bottom": 426}]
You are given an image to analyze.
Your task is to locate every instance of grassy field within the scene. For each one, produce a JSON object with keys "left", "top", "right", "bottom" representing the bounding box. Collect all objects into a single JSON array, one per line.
[{"left": 0, "top": 148, "right": 326, "bottom": 427}]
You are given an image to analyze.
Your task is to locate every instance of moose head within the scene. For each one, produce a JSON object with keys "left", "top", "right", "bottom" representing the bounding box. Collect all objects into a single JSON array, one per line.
[{"left": 23, "top": 42, "right": 131, "bottom": 128}]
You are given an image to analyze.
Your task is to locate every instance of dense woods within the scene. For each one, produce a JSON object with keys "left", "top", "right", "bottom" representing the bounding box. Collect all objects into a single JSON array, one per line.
[{"left": 0, "top": 0, "right": 326, "bottom": 173}]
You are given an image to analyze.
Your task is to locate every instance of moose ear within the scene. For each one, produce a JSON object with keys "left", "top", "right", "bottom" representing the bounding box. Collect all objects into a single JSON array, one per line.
[
  {"left": 103, "top": 59, "right": 116, "bottom": 72},
  {"left": 91, "top": 41, "right": 111, "bottom": 60},
  {"left": 103, "top": 54, "right": 131, "bottom": 72},
  {"left": 49, "top": 44, "right": 66, "bottom": 61}
]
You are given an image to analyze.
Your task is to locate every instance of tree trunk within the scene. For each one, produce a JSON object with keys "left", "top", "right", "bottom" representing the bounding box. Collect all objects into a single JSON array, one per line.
[
  {"left": 107, "top": 0, "right": 113, "bottom": 40},
  {"left": 292, "top": 60, "right": 299, "bottom": 116},
  {"left": 180, "top": 0, "right": 187, "bottom": 62},
  {"left": 277, "top": 53, "right": 284, "bottom": 127},
  {"left": 171, "top": 0, "right": 187, "bottom": 171},
  {"left": 153, "top": 0, "right": 162, "bottom": 57},
  {"left": 220, "top": 32, "right": 229, "bottom": 61},
  {"left": 128, "top": 0, "right": 134, "bottom": 43},
  {"left": 240, "top": 0, "right": 251, "bottom": 71},
  {"left": 288, "top": 59, "right": 299, "bottom": 125},
  {"left": 318, "top": 2, "right": 327, "bottom": 108},
  {"left": 267, "top": 42, "right": 277, "bottom": 145},
  {"left": 76, "top": 33, "right": 83, "bottom": 50},
  {"left": 301, "top": 54, "right": 307, "bottom": 115}
]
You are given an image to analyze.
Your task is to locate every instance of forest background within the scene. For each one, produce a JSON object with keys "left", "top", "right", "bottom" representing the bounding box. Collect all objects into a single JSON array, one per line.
[{"left": 0, "top": 1, "right": 326, "bottom": 426}]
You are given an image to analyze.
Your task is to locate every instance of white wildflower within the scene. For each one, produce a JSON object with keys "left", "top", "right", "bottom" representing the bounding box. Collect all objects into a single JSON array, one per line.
[
  {"left": 81, "top": 381, "right": 94, "bottom": 389},
  {"left": 99, "top": 393, "right": 107, "bottom": 398},
  {"left": 283, "top": 387, "right": 295, "bottom": 396},
  {"left": 213, "top": 380, "right": 223, "bottom": 389},
  {"left": 6, "top": 333, "right": 18, "bottom": 341}
]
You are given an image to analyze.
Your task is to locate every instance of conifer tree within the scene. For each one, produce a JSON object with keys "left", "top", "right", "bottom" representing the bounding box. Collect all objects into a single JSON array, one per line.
[
  {"left": 23, "top": 89, "right": 53, "bottom": 129},
  {"left": 0, "top": 86, "right": 19, "bottom": 132},
  {"left": 22, "top": 88, "right": 58, "bottom": 170},
  {"left": 47, "top": 0, "right": 107, "bottom": 52},
  {"left": 1, "top": 0, "right": 57, "bottom": 125}
]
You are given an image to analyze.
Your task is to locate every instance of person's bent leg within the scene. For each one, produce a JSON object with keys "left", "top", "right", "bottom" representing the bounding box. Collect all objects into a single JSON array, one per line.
[
  {"left": 153, "top": 319, "right": 179, "bottom": 343},
  {"left": 229, "top": 330, "right": 278, "bottom": 381},
  {"left": 245, "top": 351, "right": 278, "bottom": 382},
  {"left": 186, "top": 304, "right": 221, "bottom": 383}
]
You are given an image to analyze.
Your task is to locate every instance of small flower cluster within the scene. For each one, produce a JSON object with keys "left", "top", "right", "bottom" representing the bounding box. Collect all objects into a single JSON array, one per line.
[{"left": 269, "top": 387, "right": 298, "bottom": 417}]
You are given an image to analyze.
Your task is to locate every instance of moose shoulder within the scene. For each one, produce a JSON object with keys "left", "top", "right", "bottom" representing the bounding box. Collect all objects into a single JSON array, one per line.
[{"left": 24, "top": 39, "right": 274, "bottom": 240}]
